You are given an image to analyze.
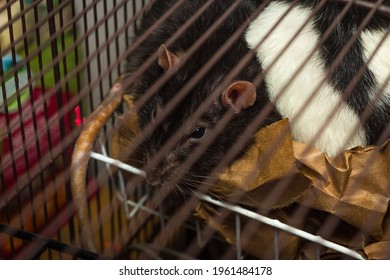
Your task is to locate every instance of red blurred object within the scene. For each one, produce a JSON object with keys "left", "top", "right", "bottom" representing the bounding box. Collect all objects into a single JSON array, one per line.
[{"left": 0, "top": 88, "right": 81, "bottom": 189}]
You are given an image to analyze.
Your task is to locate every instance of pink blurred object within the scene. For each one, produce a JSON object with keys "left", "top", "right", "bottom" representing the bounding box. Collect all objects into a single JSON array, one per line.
[{"left": 0, "top": 88, "right": 83, "bottom": 189}]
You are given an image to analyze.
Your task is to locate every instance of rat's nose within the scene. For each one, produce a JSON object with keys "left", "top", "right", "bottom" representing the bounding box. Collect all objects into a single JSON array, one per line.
[
  {"left": 145, "top": 165, "right": 174, "bottom": 187},
  {"left": 144, "top": 157, "right": 175, "bottom": 187},
  {"left": 145, "top": 175, "right": 162, "bottom": 187}
]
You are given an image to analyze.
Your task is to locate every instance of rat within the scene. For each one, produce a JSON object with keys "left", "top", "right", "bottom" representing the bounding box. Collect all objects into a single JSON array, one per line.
[{"left": 119, "top": 0, "right": 390, "bottom": 189}]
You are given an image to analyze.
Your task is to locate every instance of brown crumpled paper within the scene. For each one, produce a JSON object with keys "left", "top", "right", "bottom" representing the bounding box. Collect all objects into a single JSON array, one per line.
[
  {"left": 195, "top": 119, "right": 390, "bottom": 259},
  {"left": 113, "top": 95, "right": 390, "bottom": 259}
]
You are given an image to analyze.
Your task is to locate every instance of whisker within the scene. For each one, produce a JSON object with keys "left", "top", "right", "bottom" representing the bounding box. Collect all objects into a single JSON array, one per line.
[{"left": 184, "top": 174, "right": 268, "bottom": 210}]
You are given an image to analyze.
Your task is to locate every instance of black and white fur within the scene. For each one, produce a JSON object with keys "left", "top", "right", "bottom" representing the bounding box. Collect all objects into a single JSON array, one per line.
[
  {"left": 247, "top": 0, "right": 390, "bottom": 155},
  {"left": 123, "top": 0, "right": 390, "bottom": 187}
]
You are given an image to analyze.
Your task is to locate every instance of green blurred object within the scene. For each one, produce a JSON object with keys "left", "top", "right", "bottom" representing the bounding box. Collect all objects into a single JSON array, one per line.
[
  {"left": 26, "top": 1, "right": 83, "bottom": 94},
  {"left": 28, "top": 29, "right": 83, "bottom": 94},
  {"left": 0, "top": 0, "right": 83, "bottom": 95}
]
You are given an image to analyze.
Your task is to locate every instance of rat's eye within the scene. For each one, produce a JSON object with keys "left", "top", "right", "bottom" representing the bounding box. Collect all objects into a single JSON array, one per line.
[{"left": 189, "top": 126, "right": 206, "bottom": 141}]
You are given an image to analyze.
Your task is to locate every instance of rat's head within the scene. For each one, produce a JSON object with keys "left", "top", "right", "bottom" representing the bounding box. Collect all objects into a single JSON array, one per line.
[{"left": 130, "top": 44, "right": 278, "bottom": 189}]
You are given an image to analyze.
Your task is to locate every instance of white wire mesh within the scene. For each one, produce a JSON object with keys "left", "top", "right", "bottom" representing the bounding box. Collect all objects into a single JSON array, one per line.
[{"left": 92, "top": 144, "right": 365, "bottom": 260}]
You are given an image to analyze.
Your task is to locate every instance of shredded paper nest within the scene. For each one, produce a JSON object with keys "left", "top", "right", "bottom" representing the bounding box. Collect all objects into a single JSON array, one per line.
[{"left": 113, "top": 95, "right": 390, "bottom": 260}]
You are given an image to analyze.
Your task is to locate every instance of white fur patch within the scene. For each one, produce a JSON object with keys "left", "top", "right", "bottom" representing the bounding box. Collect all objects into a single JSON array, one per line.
[
  {"left": 361, "top": 29, "right": 390, "bottom": 108},
  {"left": 245, "top": 1, "right": 366, "bottom": 156}
]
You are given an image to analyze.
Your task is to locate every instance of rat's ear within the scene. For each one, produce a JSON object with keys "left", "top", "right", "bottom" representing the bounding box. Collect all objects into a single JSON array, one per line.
[
  {"left": 221, "top": 81, "right": 257, "bottom": 113},
  {"left": 157, "top": 44, "right": 180, "bottom": 71}
]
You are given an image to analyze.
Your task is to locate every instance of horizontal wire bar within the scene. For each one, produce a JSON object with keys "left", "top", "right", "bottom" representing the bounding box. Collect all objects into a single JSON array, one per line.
[
  {"left": 197, "top": 193, "right": 366, "bottom": 260},
  {"left": 89, "top": 151, "right": 146, "bottom": 178},
  {"left": 0, "top": 223, "right": 109, "bottom": 260},
  {"left": 87, "top": 149, "right": 365, "bottom": 260}
]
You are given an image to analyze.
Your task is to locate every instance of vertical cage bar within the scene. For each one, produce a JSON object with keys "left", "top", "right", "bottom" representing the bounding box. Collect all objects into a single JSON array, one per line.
[
  {"left": 274, "top": 229, "right": 279, "bottom": 260},
  {"left": 235, "top": 213, "right": 242, "bottom": 260}
]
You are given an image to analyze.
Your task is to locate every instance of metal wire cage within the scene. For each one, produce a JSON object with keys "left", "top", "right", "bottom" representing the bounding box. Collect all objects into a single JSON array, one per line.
[{"left": 1, "top": 0, "right": 389, "bottom": 260}]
